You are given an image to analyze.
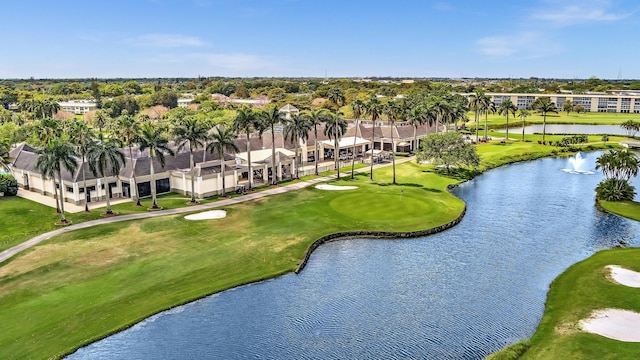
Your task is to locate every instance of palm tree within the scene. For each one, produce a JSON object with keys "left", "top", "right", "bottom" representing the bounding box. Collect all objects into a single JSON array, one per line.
[
  {"left": 383, "top": 100, "right": 403, "bottom": 184},
  {"left": 87, "top": 134, "right": 125, "bottom": 215},
  {"left": 260, "top": 106, "right": 284, "bottom": 185},
  {"left": 40, "top": 98, "right": 61, "bottom": 119},
  {"left": 323, "top": 112, "right": 348, "bottom": 179},
  {"left": 112, "top": 114, "right": 142, "bottom": 205},
  {"left": 468, "top": 90, "right": 484, "bottom": 143},
  {"left": 531, "top": 97, "right": 558, "bottom": 143},
  {"left": 406, "top": 105, "right": 427, "bottom": 153},
  {"left": 518, "top": 109, "right": 531, "bottom": 141},
  {"left": 327, "top": 88, "right": 346, "bottom": 179},
  {"left": 92, "top": 109, "right": 112, "bottom": 133},
  {"left": 138, "top": 122, "right": 175, "bottom": 209},
  {"left": 232, "top": 108, "right": 257, "bottom": 189},
  {"left": 365, "top": 96, "right": 383, "bottom": 180},
  {"left": 0, "top": 141, "right": 13, "bottom": 171},
  {"left": 206, "top": 126, "right": 239, "bottom": 197},
  {"left": 35, "top": 138, "right": 78, "bottom": 223},
  {"left": 429, "top": 96, "right": 450, "bottom": 134},
  {"left": 33, "top": 117, "right": 62, "bottom": 146},
  {"left": 68, "top": 120, "right": 96, "bottom": 212},
  {"left": 480, "top": 94, "right": 495, "bottom": 141},
  {"left": 173, "top": 116, "right": 209, "bottom": 204},
  {"left": 350, "top": 99, "right": 366, "bottom": 179},
  {"left": 596, "top": 149, "right": 639, "bottom": 182},
  {"left": 283, "top": 113, "right": 311, "bottom": 179},
  {"left": 497, "top": 99, "right": 517, "bottom": 141},
  {"left": 305, "top": 109, "right": 330, "bottom": 176}
]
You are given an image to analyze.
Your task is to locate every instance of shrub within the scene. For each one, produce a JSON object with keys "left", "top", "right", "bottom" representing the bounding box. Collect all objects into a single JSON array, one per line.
[
  {"left": 0, "top": 173, "right": 18, "bottom": 196},
  {"left": 595, "top": 178, "right": 636, "bottom": 201}
]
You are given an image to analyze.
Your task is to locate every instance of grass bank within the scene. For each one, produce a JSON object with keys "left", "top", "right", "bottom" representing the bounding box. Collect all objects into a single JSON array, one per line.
[
  {"left": 466, "top": 111, "right": 640, "bottom": 129},
  {"left": 598, "top": 200, "right": 640, "bottom": 221},
  {"left": 0, "top": 162, "right": 464, "bottom": 359},
  {"left": 489, "top": 249, "right": 640, "bottom": 359}
]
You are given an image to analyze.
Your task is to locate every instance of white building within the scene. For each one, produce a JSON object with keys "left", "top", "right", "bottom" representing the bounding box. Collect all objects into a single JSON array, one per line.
[{"left": 58, "top": 100, "right": 98, "bottom": 114}]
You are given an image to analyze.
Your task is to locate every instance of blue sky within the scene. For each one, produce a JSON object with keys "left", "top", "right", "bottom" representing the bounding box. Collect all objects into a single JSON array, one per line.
[{"left": 1, "top": 0, "right": 639, "bottom": 79}]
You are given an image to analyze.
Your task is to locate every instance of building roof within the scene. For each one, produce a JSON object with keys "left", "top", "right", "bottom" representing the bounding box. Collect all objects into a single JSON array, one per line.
[
  {"left": 320, "top": 136, "right": 371, "bottom": 149},
  {"left": 279, "top": 104, "right": 299, "bottom": 113}
]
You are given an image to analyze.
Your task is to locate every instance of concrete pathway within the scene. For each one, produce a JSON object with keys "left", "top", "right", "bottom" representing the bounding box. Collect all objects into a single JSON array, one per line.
[{"left": 0, "top": 157, "right": 414, "bottom": 265}]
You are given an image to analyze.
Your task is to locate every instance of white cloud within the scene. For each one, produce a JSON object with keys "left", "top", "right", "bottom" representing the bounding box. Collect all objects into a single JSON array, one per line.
[
  {"left": 532, "top": 0, "right": 632, "bottom": 25},
  {"left": 126, "top": 34, "right": 206, "bottom": 47},
  {"left": 476, "top": 32, "right": 562, "bottom": 59}
]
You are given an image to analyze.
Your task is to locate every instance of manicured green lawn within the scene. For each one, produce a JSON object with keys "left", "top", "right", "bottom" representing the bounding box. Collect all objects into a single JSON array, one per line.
[
  {"left": 0, "top": 162, "right": 464, "bottom": 359},
  {"left": 467, "top": 111, "right": 640, "bottom": 129},
  {"left": 489, "top": 249, "right": 640, "bottom": 360},
  {"left": 599, "top": 200, "right": 640, "bottom": 221}
]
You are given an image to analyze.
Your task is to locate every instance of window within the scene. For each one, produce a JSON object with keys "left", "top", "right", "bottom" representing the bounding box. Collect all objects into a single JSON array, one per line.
[{"left": 66, "top": 186, "right": 73, "bottom": 192}]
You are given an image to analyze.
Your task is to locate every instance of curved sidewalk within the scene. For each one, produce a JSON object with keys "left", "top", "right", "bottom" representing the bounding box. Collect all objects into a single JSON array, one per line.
[{"left": 0, "top": 158, "right": 412, "bottom": 264}]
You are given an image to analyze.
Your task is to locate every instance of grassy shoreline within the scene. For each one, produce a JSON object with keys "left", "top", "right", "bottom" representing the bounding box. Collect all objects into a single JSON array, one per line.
[{"left": 0, "top": 140, "right": 616, "bottom": 359}]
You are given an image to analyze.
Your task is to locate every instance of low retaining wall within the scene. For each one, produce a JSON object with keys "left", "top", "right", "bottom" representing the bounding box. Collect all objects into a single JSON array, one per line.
[{"left": 295, "top": 204, "right": 467, "bottom": 274}]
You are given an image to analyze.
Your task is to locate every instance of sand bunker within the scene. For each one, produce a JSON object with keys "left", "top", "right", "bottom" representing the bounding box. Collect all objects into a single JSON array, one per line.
[
  {"left": 580, "top": 309, "right": 640, "bottom": 342},
  {"left": 606, "top": 265, "right": 640, "bottom": 288},
  {"left": 184, "top": 210, "right": 227, "bottom": 220},
  {"left": 315, "top": 184, "right": 358, "bottom": 191}
]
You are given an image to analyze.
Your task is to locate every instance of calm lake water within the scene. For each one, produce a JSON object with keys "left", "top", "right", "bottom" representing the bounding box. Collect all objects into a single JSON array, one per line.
[
  {"left": 498, "top": 124, "right": 630, "bottom": 135},
  {"left": 67, "top": 153, "right": 640, "bottom": 360}
]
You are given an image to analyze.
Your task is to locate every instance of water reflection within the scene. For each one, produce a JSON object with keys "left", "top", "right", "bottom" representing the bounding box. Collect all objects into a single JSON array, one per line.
[{"left": 67, "top": 154, "right": 640, "bottom": 360}]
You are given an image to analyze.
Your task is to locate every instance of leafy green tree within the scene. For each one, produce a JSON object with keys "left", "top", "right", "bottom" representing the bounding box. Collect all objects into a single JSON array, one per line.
[
  {"left": 518, "top": 109, "right": 531, "bottom": 141},
  {"left": 365, "top": 96, "right": 383, "bottom": 180},
  {"left": 595, "top": 149, "right": 639, "bottom": 201},
  {"left": 173, "top": 116, "right": 209, "bottom": 203},
  {"left": 138, "top": 122, "right": 175, "bottom": 209},
  {"left": 531, "top": 97, "right": 557, "bottom": 143},
  {"left": 151, "top": 90, "right": 178, "bottom": 108},
  {"left": 87, "top": 134, "right": 125, "bottom": 215},
  {"left": 68, "top": 120, "right": 96, "bottom": 212},
  {"left": 417, "top": 132, "right": 480, "bottom": 174},
  {"left": 562, "top": 99, "right": 573, "bottom": 115},
  {"left": 35, "top": 138, "right": 78, "bottom": 223},
  {"left": 206, "top": 126, "right": 239, "bottom": 196},
  {"left": 0, "top": 141, "right": 12, "bottom": 171},
  {"left": 497, "top": 99, "right": 517, "bottom": 140},
  {"left": 0, "top": 173, "right": 18, "bottom": 196},
  {"left": 103, "top": 95, "right": 139, "bottom": 117},
  {"left": 283, "top": 113, "right": 311, "bottom": 179},
  {"left": 232, "top": 108, "right": 257, "bottom": 189},
  {"left": 91, "top": 78, "right": 102, "bottom": 109}
]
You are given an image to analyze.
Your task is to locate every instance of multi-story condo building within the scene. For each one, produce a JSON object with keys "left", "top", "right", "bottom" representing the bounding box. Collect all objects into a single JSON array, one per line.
[{"left": 486, "top": 93, "right": 640, "bottom": 113}]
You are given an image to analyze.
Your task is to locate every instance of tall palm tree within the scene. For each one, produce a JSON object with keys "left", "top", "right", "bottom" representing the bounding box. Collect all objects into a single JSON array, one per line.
[
  {"left": 365, "top": 96, "right": 383, "bottom": 180},
  {"left": 384, "top": 100, "right": 404, "bottom": 184},
  {"left": 35, "top": 138, "right": 78, "bottom": 223},
  {"left": 429, "top": 96, "right": 451, "bottom": 134},
  {"left": 260, "top": 106, "right": 284, "bottom": 185},
  {"left": 531, "top": 97, "right": 558, "bottom": 144},
  {"left": 232, "top": 108, "right": 257, "bottom": 189},
  {"left": 480, "top": 94, "right": 495, "bottom": 141},
  {"left": 207, "top": 126, "right": 239, "bottom": 197},
  {"left": 323, "top": 112, "right": 348, "bottom": 179},
  {"left": 40, "top": 98, "right": 61, "bottom": 119},
  {"left": 112, "top": 114, "right": 142, "bottom": 205},
  {"left": 33, "top": 117, "right": 62, "bottom": 146},
  {"left": 406, "top": 105, "right": 427, "bottom": 152},
  {"left": 87, "top": 134, "right": 125, "bottom": 215},
  {"left": 138, "top": 122, "right": 175, "bottom": 209},
  {"left": 468, "top": 90, "right": 484, "bottom": 143},
  {"left": 518, "top": 109, "right": 531, "bottom": 141},
  {"left": 68, "top": 120, "right": 96, "bottom": 212},
  {"left": 327, "top": 88, "right": 346, "bottom": 179},
  {"left": 173, "top": 116, "right": 209, "bottom": 204},
  {"left": 92, "top": 109, "right": 112, "bottom": 133},
  {"left": 305, "top": 109, "right": 330, "bottom": 176},
  {"left": 283, "top": 113, "right": 311, "bottom": 179},
  {"left": 350, "top": 99, "right": 366, "bottom": 179},
  {"left": 497, "top": 99, "right": 518, "bottom": 141},
  {"left": 0, "top": 141, "right": 13, "bottom": 171},
  {"left": 596, "top": 149, "right": 639, "bottom": 182}
]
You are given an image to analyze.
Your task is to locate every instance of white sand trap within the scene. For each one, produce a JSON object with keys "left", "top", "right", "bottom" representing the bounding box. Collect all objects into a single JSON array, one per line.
[
  {"left": 606, "top": 265, "right": 640, "bottom": 288},
  {"left": 184, "top": 210, "right": 227, "bottom": 220},
  {"left": 315, "top": 184, "right": 358, "bottom": 191},
  {"left": 580, "top": 309, "right": 640, "bottom": 342}
]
